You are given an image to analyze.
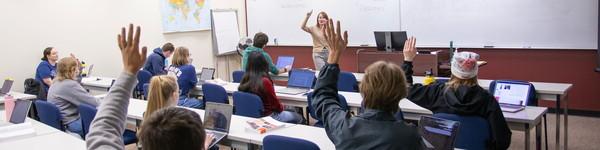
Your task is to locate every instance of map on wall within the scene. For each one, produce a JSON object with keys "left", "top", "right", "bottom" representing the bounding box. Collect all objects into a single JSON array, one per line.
[{"left": 161, "top": 0, "right": 212, "bottom": 33}]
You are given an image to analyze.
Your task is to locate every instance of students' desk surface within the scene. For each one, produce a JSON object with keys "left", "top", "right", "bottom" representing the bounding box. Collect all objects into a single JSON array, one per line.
[
  {"left": 123, "top": 98, "right": 331, "bottom": 149},
  {"left": 81, "top": 76, "right": 114, "bottom": 88},
  {"left": 0, "top": 110, "right": 85, "bottom": 150},
  {"left": 0, "top": 92, "right": 37, "bottom": 104}
]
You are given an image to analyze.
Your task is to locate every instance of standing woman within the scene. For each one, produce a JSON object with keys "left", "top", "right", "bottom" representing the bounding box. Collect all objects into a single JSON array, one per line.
[
  {"left": 36, "top": 47, "right": 59, "bottom": 93},
  {"left": 301, "top": 10, "right": 330, "bottom": 70}
]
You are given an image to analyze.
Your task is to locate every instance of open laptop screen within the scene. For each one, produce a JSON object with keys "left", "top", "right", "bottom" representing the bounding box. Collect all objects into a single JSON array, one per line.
[
  {"left": 492, "top": 81, "right": 531, "bottom": 106},
  {"left": 10, "top": 100, "right": 32, "bottom": 124},
  {"left": 287, "top": 70, "right": 314, "bottom": 88},
  {"left": 199, "top": 68, "right": 215, "bottom": 81},
  {"left": 1, "top": 79, "right": 13, "bottom": 94},
  {"left": 419, "top": 116, "right": 460, "bottom": 150},
  {"left": 276, "top": 56, "right": 294, "bottom": 69},
  {"left": 203, "top": 102, "right": 233, "bottom": 132}
]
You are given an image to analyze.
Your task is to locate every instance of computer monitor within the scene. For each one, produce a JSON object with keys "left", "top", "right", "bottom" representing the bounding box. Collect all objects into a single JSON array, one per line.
[
  {"left": 374, "top": 31, "right": 407, "bottom": 52},
  {"left": 276, "top": 56, "right": 294, "bottom": 69},
  {"left": 492, "top": 81, "right": 531, "bottom": 106},
  {"left": 419, "top": 116, "right": 460, "bottom": 150}
]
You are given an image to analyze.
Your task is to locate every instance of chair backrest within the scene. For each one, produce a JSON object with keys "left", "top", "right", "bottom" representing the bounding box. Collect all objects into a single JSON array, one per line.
[
  {"left": 306, "top": 92, "right": 348, "bottom": 122},
  {"left": 489, "top": 80, "right": 537, "bottom": 106},
  {"left": 202, "top": 83, "right": 229, "bottom": 104},
  {"left": 143, "top": 83, "right": 150, "bottom": 99},
  {"left": 232, "top": 70, "right": 245, "bottom": 83},
  {"left": 433, "top": 113, "right": 490, "bottom": 150},
  {"left": 34, "top": 100, "right": 64, "bottom": 131},
  {"left": 232, "top": 91, "right": 263, "bottom": 118},
  {"left": 78, "top": 104, "right": 97, "bottom": 139},
  {"left": 337, "top": 72, "right": 358, "bottom": 92},
  {"left": 263, "top": 135, "right": 320, "bottom": 150},
  {"left": 137, "top": 70, "right": 152, "bottom": 92}
]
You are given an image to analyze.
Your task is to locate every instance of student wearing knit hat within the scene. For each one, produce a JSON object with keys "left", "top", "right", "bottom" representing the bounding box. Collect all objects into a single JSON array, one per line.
[{"left": 401, "top": 37, "right": 511, "bottom": 150}]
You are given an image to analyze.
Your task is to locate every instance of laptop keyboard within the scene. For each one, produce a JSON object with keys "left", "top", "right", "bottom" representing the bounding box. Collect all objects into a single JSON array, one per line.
[{"left": 277, "top": 88, "right": 308, "bottom": 95}]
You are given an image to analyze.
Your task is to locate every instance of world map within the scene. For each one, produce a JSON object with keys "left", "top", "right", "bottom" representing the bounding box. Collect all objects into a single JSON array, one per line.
[{"left": 161, "top": 0, "right": 212, "bottom": 32}]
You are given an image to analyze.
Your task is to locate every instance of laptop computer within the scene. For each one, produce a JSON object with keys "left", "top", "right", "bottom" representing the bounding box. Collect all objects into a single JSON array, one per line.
[
  {"left": 418, "top": 116, "right": 460, "bottom": 150},
  {"left": 0, "top": 79, "right": 14, "bottom": 96},
  {"left": 197, "top": 68, "right": 216, "bottom": 85},
  {"left": 9, "top": 100, "right": 32, "bottom": 124},
  {"left": 87, "top": 64, "right": 94, "bottom": 77},
  {"left": 492, "top": 81, "right": 531, "bottom": 113},
  {"left": 275, "top": 56, "right": 294, "bottom": 69},
  {"left": 203, "top": 102, "right": 233, "bottom": 148},
  {"left": 276, "top": 69, "right": 315, "bottom": 95}
]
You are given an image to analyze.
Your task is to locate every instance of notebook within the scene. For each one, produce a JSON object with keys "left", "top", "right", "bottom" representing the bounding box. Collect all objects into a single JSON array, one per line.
[
  {"left": 276, "top": 69, "right": 315, "bottom": 95},
  {"left": 492, "top": 81, "right": 531, "bottom": 113},
  {"left": 197, "top": 68, "right": 215, "bottom": 85},
  {"left": 275, "top": 56, "right": 294, "bottom": 69},
  {"left": 203, "top": 102, "right": 233, "bottom": 148},
  {"left": 0, "top": 79, "right": 14, "bottom": 96},
  {"left": 418, "top": 116, "right": 460, "bottom": 150}
]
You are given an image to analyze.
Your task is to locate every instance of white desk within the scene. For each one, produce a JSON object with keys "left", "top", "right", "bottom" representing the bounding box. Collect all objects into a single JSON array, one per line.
[
  {"left": 81, "top": 76, "right": 115, "bottom": 93},
  {"left": 0, "top": 110, "right": 85, "bottom": 150},
  {"left": 0, "top": 92, "right": 37, "bottom": 104}
]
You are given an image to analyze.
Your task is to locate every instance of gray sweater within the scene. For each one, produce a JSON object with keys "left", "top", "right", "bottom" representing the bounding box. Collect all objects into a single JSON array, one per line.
[
  {"left": 47, "top": 79, "right": 100, "bottom": 124},
  {"left": 86, "top": 72, "right": 136, "bottom": 149}
]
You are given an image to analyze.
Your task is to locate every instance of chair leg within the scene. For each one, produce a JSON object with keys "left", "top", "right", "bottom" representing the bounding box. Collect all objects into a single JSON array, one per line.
[{"left": 543, "top": 114, "right": 548, "bottom": 150}]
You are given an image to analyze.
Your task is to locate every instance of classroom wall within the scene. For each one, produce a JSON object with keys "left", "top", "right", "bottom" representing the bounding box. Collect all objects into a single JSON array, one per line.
[
  {"left": 0, "top": 0, "right": 246, "bottom": 93},
  {"left": 265, "top": 47, "right": 600, "bottom": 112}
]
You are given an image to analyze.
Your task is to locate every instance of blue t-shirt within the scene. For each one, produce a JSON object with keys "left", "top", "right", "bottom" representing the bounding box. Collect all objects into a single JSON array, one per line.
[
  {"left": 167, "top": 64, "right": 197, "bottom": 97},
  {"left": 35, "top": 60, "right": 57, "bottom": 91}
]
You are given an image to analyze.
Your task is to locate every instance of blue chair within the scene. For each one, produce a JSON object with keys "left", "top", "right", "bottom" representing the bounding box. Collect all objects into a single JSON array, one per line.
[
  {"left": 338, "top": 72, "right": 358, "bottom": 92},
  {"left": 142, "top": 83, "right": 150, "bottom": 100},
  {"left": 263, "top": 135, "right": 320, "bottom": 150},
  {"left": 136, "top": 70, "right": 152, "bottom": 98},
  {"left": 433, "top": 113, "right": 490, "bottom": 150},
  {"left": 489, "top": 80, "right": 547, "bottom": 148},
  {"left": 202, "top": 83, "right": 229, "bottom": 104},
  {"left": 232, "top": 70, "right": 244, "bottom": 83},
  {"left": 306, "top": 92, "right": 348, "bottom": 127},
  {"left": 232, "top": 91, "right": 263, "bottom": 118},
  {"left": 34, "top": 100, "right": 64, "bottom": 131},
  {"left": 78, "top": 104, "right": 138, "bottom": 145}
]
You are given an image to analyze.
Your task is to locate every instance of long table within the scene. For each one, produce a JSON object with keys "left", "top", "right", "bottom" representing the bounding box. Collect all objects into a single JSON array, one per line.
[
  {"left": 0, "top": 110, "right": 86, "bottom": 150},
  {"left": 0, "top": 92, "right": 37, "bottom": 104}
]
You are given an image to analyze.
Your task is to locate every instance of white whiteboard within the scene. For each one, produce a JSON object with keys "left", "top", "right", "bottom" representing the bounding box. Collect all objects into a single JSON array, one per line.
[
  {"left": 211, "top": 10, "right": 241, "bottom": 55},
  {"left": 246, "top": 0, "right": 401, "bottom": 46},
  {"left": 246, "top": 0, "right": 598, "bottom": 49},
  {"left": 401, "top": 0, "right": 598, "bottom": 49}
]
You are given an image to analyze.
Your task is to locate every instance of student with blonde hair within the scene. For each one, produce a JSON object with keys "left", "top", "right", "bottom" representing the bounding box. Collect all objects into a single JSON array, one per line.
[
  {"left": 144, "top": 75, "right": 179, "bottom": 119},
  {"left": 310, "top": 20, "right": 422, "bottom": 149},
  {"left": 47, "top": 56, "right": 99, "bottom": 137},
  {"left": 402, "top": 38, "right": 511, "bottom": 149},
  {"left": 166, "top": 46, "right": 202, "bottom": 108}
]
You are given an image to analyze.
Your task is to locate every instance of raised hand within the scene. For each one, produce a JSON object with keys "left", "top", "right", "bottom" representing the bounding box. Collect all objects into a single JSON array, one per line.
[
  {"left": 117, "top": 24, "right": 148, "bottom": 75},
  {"left": 403, "top": 37, "right": 417, "bottom": 62},
  {"left": 322, "top": 18, "right": 348, "bottom": 64},
  {"left": 307, "top": 10, "right": 313, "bottom": 16}
]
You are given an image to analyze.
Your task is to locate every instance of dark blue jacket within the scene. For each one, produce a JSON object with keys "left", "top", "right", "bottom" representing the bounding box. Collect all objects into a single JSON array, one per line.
[{"left": 143, "top": 48, "right": 167, "bottom": 76}]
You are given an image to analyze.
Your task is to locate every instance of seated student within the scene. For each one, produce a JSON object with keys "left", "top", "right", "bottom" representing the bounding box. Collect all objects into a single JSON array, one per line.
[
  {"left": 86, "top": 24, "right": 213, "bottom": 150},
  {"left": 143, "top": 42, "right": 174, "bottom": 76},
  {"left": 311, "top": 20, "right": 422, "bottom": 149},
  {"left": 241, "top": 32, "right": 289, "bottom": 75},
  {"left": 47, "top": 56, "right": 99, "bottom": 137},
  {"left": 238, "top": 51, "right": 304, "bottom": 124},
  {"left": 401, "top": 38, "right": 511, "bottom": 149},
  {"left": 35, "top": 47, "right": 59, "bottom": 96},
  {"left": 166, "top": 47, "right": 203, "bottom": 109},
  {"left": 145, "top": 75, "right": 179, "bottom": 119}
]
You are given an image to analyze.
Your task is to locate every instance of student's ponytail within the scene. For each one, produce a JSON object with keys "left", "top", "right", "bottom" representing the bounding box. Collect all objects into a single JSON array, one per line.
[{"left": 145, "top": 75, "right": 178, "bottom": 119}]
